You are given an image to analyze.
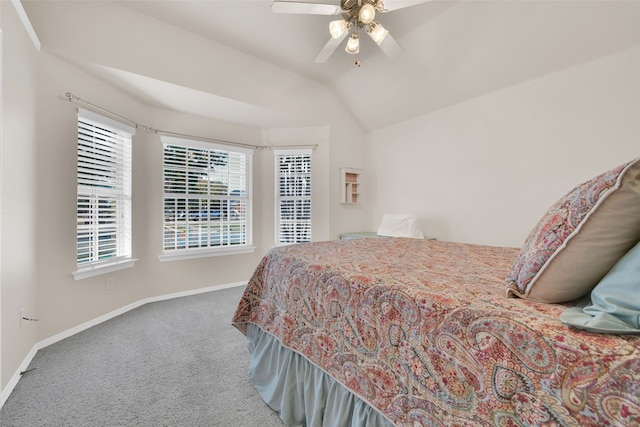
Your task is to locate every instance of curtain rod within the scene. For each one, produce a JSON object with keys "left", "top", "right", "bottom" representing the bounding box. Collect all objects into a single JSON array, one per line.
[{"left": 64, "top": 92, "right": 318, "bottom": 151}]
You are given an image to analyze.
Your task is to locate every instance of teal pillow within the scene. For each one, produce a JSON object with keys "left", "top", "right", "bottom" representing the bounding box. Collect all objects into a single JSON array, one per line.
[{"left": 561, "top": 240, "right": 640, "bottom": 334}]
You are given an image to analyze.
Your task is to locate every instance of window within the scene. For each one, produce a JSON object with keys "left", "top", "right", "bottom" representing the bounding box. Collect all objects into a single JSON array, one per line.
[
  {"left": 161, "top": 136, "right": 253, "bottom": 259},
  {"left": 275, "top": 149, "right": 312, "bottom": 245},
  {"left": 74, "top": 108, "right": 135, "bottom": 279}
]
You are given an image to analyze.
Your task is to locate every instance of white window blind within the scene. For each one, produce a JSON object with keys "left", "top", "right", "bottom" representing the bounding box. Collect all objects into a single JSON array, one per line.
[
  {"left": 76, "top": 108, "right": 134, "bottom": 270},
  {"left": 275, "top": 149, "right": 312, "bottom": 245},
  {"left": 162, "top": 136, "right": 252, "bottom": 254}
]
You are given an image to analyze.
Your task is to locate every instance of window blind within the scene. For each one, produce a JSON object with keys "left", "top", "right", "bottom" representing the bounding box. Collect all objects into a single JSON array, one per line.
[
  {"left": 77, "top": 108, "right": 134, "bottom": 267},
  {"left": 275, "top": 149, "right": 312, "bottom": 245},
  {"left": 162, "top": 136, "right": 252, "bottom": 253}
]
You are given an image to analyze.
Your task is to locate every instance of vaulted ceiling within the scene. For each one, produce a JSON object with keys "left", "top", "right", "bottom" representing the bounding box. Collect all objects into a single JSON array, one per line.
[{"left": 21, "top": 0, "right": 640, "bottom": 132}]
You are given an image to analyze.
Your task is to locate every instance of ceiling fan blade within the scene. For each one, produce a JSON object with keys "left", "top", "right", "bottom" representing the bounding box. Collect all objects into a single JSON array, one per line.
[
  {"left": 380, "top": 0, "right": 432, "bottom": 12},
  {"left": 272, "top": 1, "right": 341, "bottom": 15},
  {"left": 313, "top": 32, "right": 348, "bottom": 63},
  {"left": 378, "top": 32, "right": 403, "bottom": 58}
]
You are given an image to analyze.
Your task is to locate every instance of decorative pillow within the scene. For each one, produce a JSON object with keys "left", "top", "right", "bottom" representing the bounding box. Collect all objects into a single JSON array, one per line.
[
  {"left": 560, "top": 240, "right": 640, "bottom": 334},
  {"left": 506, "top": 157, "right": 640, "bottom": 303},
  {"left": 377, "top": 214, "right": 424, "bottom": 239}
]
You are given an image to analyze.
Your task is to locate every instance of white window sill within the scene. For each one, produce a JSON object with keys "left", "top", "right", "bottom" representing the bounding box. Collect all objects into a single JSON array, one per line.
[
  {"left": 157, "top": 245, "right": 256, "bottom": 262},
  {"left": 73, "top": 258, "right": 138, "bottom": 280}
]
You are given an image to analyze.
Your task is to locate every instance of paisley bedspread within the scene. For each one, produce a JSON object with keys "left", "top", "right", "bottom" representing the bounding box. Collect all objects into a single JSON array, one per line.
[{"left": 232, "top": 238, "right": 640, "bottom": 427}]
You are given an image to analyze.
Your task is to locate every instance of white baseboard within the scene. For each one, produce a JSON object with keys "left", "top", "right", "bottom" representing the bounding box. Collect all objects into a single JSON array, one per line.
[
  {"left": 37, "top": 281, "right": 246, "bottom": 349},
  {"left": 0, "top": 344, "right": 38, "bottom": 409},
  {"left": 0, "top": 281, "right": 247, "bottom": 409}
]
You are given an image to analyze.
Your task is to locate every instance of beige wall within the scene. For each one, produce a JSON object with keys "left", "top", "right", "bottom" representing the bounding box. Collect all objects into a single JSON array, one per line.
[
  {"left": 1, "top": 0, "right": 40, "bottom": 394},
  {"left": 32, "top": 52, "right": 270, "bottom": 341},
  {"left": 5, "top": 0, "right": 638, "bottom": 403},
  {"left": 366, "top": 46, "right": 640, "bottom": 248},
  {"left": 1, "top": 1, "right": 367, "bottom": 395},
  {"left": 20, "top": 0, "right": 368, "bottom": 242}
]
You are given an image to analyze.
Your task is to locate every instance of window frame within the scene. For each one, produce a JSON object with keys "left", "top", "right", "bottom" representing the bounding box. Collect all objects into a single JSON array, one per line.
[
  {"left": 274, "top": 148, "right": 312, "bottom": 246},
  {"left": 158, "top": 136, "right": 255, "bottom": 262},
  {"left": 73, "top": 108, "right": 136, "bottom": 280}
]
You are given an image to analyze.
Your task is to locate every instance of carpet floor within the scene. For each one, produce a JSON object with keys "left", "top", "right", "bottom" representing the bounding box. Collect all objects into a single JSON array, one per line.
[{"left": 0, "top": 285, "right": 284, "bottom": 427}]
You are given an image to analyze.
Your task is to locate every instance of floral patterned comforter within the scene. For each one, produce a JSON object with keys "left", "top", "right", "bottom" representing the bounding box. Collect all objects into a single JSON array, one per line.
[{"left": 232, "top": 238, "right": 640, "bottom": 426}]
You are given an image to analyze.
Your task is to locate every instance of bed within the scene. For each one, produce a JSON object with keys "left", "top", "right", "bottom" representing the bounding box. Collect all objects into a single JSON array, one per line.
[{"left": 232, "top": 158, "right": 640, "bottom": 427}]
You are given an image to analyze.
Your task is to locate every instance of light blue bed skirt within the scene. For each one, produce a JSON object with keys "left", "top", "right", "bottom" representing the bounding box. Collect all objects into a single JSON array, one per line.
[{"left": 245, "top": 323, "right": 394, "bottom": 427}]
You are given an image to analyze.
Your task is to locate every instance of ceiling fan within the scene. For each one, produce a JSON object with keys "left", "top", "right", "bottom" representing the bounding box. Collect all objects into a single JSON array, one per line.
[{"left": 272, "top": 0, "right": 427, "bottom": 66}]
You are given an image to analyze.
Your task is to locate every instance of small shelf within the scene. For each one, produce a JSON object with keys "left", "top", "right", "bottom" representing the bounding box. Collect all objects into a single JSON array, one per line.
[{"left": 341, "top": 167, "right": 361, "bottom": 204}]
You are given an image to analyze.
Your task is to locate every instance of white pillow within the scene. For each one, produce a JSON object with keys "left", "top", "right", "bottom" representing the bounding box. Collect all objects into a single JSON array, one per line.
[{"left": 377, "top": 214, "right": 424, "bottom": 239}]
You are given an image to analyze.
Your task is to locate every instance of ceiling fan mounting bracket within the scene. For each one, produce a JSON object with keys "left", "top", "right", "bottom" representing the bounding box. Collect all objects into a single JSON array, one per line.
[
  {"left": 340, "top": 0, "right": 385, "bottom": 27},
  {"left": 341, "top": 0, "right": 383, "bottom": 12}
]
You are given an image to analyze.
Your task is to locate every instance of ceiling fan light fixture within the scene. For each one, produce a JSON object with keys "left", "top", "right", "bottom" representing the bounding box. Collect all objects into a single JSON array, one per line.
[
  {"left": 329, "top": 19, "right": 349, "bottom": 39},
  {"left": 358, "top": 3, "right": 376, "bottom": 24},
  {"left": 345, "top": 33, "right": 360, "bottom": 54},
  {"left": 366, "top": 21, "right": 389, "bottom": 45}
]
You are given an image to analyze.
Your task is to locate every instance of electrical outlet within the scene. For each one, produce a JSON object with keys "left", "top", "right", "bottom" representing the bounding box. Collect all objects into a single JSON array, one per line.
[
  {"left": 106, "top": 278, "right": 114, "bottom": 291},
  {"left": 20, "top": 308, "right": 24, "bottom": 328}
]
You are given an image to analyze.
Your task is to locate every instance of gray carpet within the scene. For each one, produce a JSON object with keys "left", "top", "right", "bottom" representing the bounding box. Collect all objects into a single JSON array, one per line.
[{"left": 0, "top": 285, "right": 284, "bottom": 427}]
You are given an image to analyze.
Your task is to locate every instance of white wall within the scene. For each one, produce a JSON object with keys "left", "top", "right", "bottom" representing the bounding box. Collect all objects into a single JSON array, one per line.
[
  {"left": 1, "top": 0, "right": 39, "bottom": 392},
  {"left": 32, "top": 51, "right": 269, "bottom": 341},
  {"left": 367, "top": 46, "right": 640, "bottom": 248},
  {"left": 20, "top": 0, "right": 368, "bottom": 241},
  {"left": 30, "top": 49, "right": 355, "bottom": 342},
  {"left": 6, "top": 0, "right": 637, "bottom": 403},
  {"left": 1, "top": 0, "right": 368, "bottom": 396}
]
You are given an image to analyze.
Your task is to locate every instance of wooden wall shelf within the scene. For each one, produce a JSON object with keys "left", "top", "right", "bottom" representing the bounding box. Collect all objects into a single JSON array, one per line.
[{"left": 341, "top": 167, "right": 361, "bottom": 204}]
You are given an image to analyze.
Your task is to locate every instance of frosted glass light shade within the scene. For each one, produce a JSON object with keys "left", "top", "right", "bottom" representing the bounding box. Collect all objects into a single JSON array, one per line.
[
  {"left": 358, "top": 3, "right": 376, "bottom": 24},
  {"left": 366, "top": 22, "right": 388, "bottom": 45},
  {"left": 345, "top": 34, "right": 359, "bottom": 54},
  {"left": 329, "top": 19, "right": 349, "bottom": 39}
]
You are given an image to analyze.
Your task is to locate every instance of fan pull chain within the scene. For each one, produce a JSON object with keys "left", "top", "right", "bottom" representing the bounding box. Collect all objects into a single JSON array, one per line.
[{"left": 354, "top": 17, "right": 361, "bottom": 67}]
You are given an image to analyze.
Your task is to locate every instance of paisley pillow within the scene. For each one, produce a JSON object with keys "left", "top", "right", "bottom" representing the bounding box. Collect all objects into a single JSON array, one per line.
[{"left": 506, "top": 157, "right": 640, "bottom": 303}]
